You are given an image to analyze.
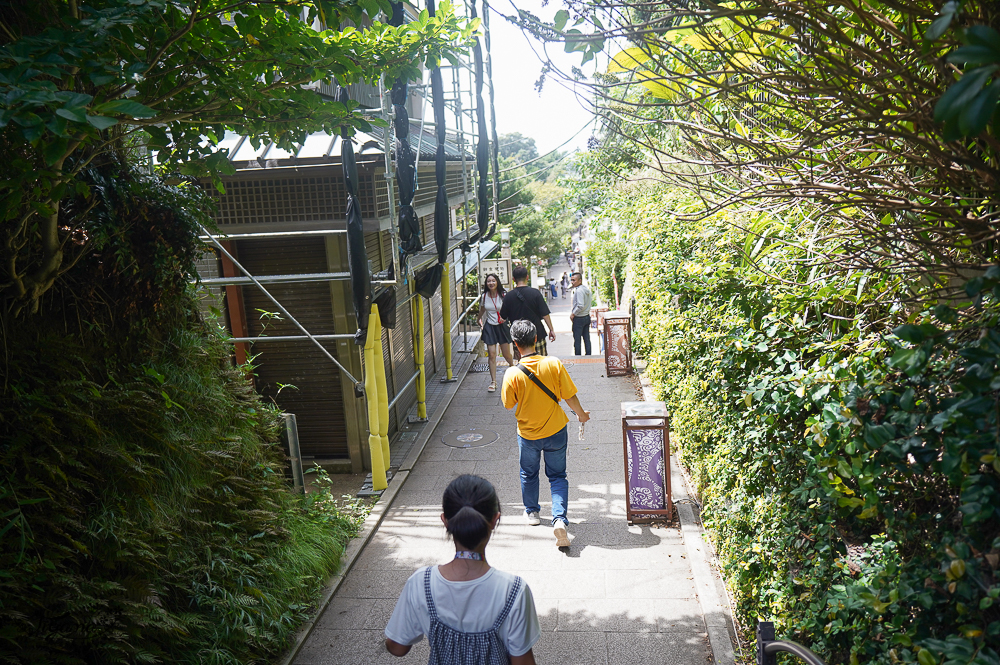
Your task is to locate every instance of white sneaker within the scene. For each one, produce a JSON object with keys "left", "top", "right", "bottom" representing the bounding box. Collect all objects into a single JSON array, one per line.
[
  {"left": 525, "top": 511, "right": 541, "bottom": 526},
  {"left": 553, "top": 523, "right": 570, "bottom": 548}
]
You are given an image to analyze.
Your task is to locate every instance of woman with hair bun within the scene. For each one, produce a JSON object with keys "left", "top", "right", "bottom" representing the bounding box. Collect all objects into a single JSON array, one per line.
[{"left": 384, "top": 475, "right": 540, "bottom": 664}]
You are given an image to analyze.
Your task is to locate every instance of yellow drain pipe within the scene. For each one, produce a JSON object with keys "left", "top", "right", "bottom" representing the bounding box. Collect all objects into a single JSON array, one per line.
[
  {"left": 364, "top": 304, "right": 388, "bottom": 491},
  {"left": 441, "top": 262, "right": 454, "bottom": 381},
  {"left": 415, "top": 295, "right": 427, "bottom": 420},
  {"left": 372, "top": 306, "right": 390, "bottom": 470}
]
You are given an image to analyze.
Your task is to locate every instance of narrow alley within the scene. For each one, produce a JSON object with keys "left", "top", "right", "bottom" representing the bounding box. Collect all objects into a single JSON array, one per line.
[{"left": 289, "top": 264, "right": 738, "bottom": 665}]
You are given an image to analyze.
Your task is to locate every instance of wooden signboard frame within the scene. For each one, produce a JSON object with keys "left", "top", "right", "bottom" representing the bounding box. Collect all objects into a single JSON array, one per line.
[
  {"left": 621, "top": 402, "right": 672, "bottom": 524},
  {"left": 604, "top": 315, "right": 633, "bottom": 376}
]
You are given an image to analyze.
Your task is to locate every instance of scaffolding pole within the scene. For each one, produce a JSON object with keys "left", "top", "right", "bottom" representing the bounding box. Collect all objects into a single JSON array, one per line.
[
  {"left": 413, "top": 295, "right": 427, "bottom": 421},
  {"left": 199, "top": 224, "right": 363, "bottom": 389},
  {"left": 440, "top": 261, "right": 455, "bottom": 382},
  {"left": 378, "top": 73, "right": 402, "bottom": 285},
  {"left": 363, "top": 305, "right": 388, "bottom": 490}
]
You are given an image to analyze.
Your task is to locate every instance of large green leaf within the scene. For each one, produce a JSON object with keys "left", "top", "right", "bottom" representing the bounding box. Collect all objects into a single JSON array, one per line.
[
  {"left": 94, "top": 99, "right": 158, "bottom": 118},
  {"left": 607, "top": 47, "right": 654, "bottom": 73},
  {"left": 934, "top": 65, "right": 997, "bottom": 122},
  {"left": 959, "top": 79, "right": 1000, "bottom": 135},
  {"left": 925, "top": 0, "right": 959, "bottom": 41},
  {"left": 635, "top": 70, "right": 678, "bottom": 100},
  {"left": 85, "top": 114, "right": 118, "bottom": 130}
]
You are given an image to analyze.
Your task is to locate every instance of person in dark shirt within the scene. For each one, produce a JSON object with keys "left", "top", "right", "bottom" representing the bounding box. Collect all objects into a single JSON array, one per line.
[{"left": 500, "top": 265, "right": 555, "bottom": 358}]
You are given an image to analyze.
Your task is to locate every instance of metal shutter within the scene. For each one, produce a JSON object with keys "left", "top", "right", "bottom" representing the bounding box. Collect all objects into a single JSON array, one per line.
[
  {"left": 236, "top": 238, "right": 347, "bottom": 458},
  {"left": 391, "top": 292, "right": 417, "bottom": 426},
  {"left": 380, "top": 323, "right": 396, "bottom": 436},
  {"left": 413, "top": 167, "right": 435, "bottom": 212},
  {"left": 365, "top": 231, "right": 383, "bottom": 271},
  {"left": 419, "top": 213, "right": 432, "bottom": 247},
  {"left": 430, "top": 287, "right": 444, "bottom": 374}
]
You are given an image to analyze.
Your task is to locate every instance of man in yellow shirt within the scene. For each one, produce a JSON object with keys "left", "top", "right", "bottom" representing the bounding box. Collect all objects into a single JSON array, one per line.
[{"left": 501, "top": 320, "right": 590, "bottom": 547}]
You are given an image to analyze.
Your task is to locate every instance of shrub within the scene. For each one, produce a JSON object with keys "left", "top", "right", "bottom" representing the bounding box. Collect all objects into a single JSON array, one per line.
[
  {"left": 0, "top": 163, "right": 356, "bottom": 664},
  {"left": 611, "top": 181, "right": 999, "bottom": 665}
]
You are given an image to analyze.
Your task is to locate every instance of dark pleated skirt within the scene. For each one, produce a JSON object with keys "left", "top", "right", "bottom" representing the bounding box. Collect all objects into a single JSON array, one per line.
[{"left": 481, "top": 322, "right": 512, "bottom": 346}]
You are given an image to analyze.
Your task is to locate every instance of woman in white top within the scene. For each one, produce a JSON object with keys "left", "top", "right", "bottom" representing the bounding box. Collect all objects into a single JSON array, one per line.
[
  {"left": 385, "top": 475, "right": 540, "bottom": 664},
  {"left": 477, "top": 274, "right": 514, "bottom": 393}
]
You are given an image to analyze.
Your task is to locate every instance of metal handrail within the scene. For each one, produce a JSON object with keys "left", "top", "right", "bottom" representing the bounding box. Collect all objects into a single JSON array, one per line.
[
  {"left": 451, "top": 295, "right": 480, "bottom": 333},
  {"left": 387, "top": 372, "right": 420, "bottom": 411},
  {"left": 225, "top": 334, "right": 354, "bottom": 343},
  {"left": 765, "top": 641, "right": 827, "bottom": 665},
  {"left": 200, "top": 272, "right": 349, "bottom": 286},
  {"left": 757, "top": 621, "right": 827, "bottom": 665}
]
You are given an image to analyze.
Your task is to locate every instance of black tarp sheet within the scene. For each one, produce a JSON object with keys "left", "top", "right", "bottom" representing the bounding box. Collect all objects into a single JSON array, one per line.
[
  {"left": 484, "top": 0, "right": 501, "bottom": 240},
  {"left": 373, "top": 287, "right": 397, "bottom": 329},
  {"left": 471, "top": 0, "right": 491, "bottom": 242},
  {"left": 428, "top": 0, "right": 449, "bottom": 268},
  {"left": 415, "top": 264, "right": 444, "bottom": 299},
  {"left": 390, "top": 2, "right": 421, "bottom": 261},
  {"left": 340, "top": 88, "right": 371, "bottom": 345}
]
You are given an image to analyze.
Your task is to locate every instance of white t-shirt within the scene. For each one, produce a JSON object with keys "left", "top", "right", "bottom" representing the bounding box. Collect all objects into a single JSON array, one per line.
[
  {"left": 385, "top": 566, "right": 541, "bottom": 657},
  {"left": 482, "top": 292, "right": 503, "bottom": 326}
]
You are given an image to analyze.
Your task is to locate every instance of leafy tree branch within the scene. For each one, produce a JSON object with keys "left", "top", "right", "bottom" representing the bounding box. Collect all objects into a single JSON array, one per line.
[{"left": 0, "top": 0, "right": 479, "bottom": 314}]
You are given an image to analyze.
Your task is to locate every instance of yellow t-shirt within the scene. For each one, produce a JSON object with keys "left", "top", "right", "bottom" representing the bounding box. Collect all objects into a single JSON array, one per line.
[{"left": 501, "top": 354, "right": 578, "bottom": 440}]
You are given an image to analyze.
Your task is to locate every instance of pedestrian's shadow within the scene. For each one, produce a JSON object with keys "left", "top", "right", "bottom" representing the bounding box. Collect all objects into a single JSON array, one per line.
[{"left": 561, "top": 519, "right": 679, "bottom": 558}]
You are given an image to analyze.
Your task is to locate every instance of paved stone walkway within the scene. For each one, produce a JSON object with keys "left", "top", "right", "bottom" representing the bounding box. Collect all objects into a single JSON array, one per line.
[{"left": 293, "top": 263, "right": 730, "bottom": 665}]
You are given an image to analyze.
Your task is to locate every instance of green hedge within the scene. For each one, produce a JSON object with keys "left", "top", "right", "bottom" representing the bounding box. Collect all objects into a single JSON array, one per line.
[
  {"left": 607, "top": 184, "right": 999, "bottom": 665},
  {"left": 0, "top": 166, "right": 356, "bottom": 664}
]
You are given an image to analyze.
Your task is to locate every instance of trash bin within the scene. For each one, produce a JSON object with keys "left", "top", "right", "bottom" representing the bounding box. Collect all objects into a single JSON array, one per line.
[
  {"left": 603, "top": 310, "right": 632, "bottom": 376},
  {"left": 621, "top": 402, "right": 672, "bottom": 524}
]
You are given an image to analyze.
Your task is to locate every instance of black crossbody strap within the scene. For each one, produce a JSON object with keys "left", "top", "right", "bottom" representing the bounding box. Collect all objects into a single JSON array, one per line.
[{"left": 516, "top": 363, "right": 560, "bottom": 403}]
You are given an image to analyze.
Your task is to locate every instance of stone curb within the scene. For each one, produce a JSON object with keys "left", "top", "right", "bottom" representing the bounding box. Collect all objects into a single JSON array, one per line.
[
  {"left": 277, "top": 348, "right": 478, "bottom": 665},
  {"left": 637, "top": 359, "right": 738, "bottom": 665},
  {"left": 678, "top": 498, "right": 736, "bottom": 665}
]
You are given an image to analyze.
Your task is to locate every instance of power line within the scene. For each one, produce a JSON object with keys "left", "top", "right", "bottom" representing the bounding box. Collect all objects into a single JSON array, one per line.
[
  {"left": 498, "top": 149, "right": 574, "bottom": 185},
  {"left": 495, "top": 179, "right": 538, "bottom": 208},
  {"left": 498, "top": 118, "right": 594, "bottom": 173}
]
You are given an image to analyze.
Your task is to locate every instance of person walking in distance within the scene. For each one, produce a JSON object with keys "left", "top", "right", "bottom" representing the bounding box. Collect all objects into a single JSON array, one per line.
[
  {"left": 502, "top": 320, "right": 590, "bottom": 548},
  {"left": 568, "top": 272, "right": 593, "bottom": 356},
  {"left": 560, "top": 272, "right": 569, "bottom": 299},
  {"left": 384, "top": 475, "right": 541, "bottom": 664},
  {"left": 500, "top": 265, "right": 555, "bottom": 360},
  {"left": 477, "top": 273, "right": 514, "bottom": 394},
  {"left": 548, "top": 276, "right": 558, "bottom": 300}
]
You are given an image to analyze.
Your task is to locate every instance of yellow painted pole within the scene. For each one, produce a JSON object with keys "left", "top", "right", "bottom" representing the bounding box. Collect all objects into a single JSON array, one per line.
[
  {"left": 364, "top": 305, "right": 387, "bottom": 491},
  {"left": 441, "top": 262, "right": 454, "bottom": 381},
  {"left": 372, "top": 306, "right": 390, "bottom": 468},
  {"left": 415, "top": 296, "right": 427, "bottom": 420}
]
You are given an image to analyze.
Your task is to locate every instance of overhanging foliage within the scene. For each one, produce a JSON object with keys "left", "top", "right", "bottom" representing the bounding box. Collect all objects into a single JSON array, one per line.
[
  {"left": 0, "top": 0, "right": 478, "bottom": 314},
  {"left": 516, "top": 0, "right": 1000, "bottom": 287}
]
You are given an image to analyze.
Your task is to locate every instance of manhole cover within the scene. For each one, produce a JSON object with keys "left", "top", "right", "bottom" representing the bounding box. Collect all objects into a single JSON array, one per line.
[{"left": 441, "top": 428, "right": 500, "bottom": 448}]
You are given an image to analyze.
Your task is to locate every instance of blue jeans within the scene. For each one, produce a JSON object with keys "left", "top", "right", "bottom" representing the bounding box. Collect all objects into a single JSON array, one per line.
[
  {"left": 572, "top": 315, "right": 592, "bottom": 355},
  {"left": 518, "top": 426, "right": 569, "bottom": 526}
]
